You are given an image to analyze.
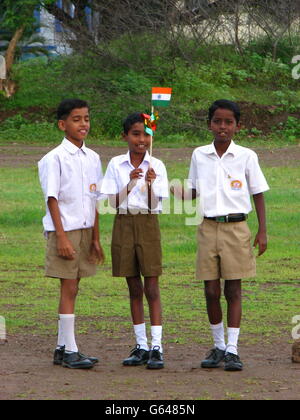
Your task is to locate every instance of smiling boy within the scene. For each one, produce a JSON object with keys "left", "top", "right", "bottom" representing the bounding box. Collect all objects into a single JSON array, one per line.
[
  {"left": 38, "top": 99, "right": 104, "bottom": 369},
  {"left": 101, "top": 112, "right": 169, "bottom": 369}
]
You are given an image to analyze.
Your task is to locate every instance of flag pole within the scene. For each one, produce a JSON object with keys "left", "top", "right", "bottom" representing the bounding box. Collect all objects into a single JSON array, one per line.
[{"left": 149, "top": 105, "right": 154, "bottom": 169}]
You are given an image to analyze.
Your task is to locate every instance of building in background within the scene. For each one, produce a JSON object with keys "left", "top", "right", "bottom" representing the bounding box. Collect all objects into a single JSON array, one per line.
[{"left": 0, "top": 1, "right": 95, "bottom": 60}]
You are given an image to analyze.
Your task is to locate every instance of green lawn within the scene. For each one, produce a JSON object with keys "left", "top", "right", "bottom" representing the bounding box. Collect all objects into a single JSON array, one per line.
[{"left": 0, "top": 162, "right": 299, "bottom": 346}]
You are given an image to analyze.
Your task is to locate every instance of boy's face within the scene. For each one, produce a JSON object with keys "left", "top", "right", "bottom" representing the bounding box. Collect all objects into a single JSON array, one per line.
[
  {"left": 58, "top": 107, "right": 90, "bottom": 146},
  {"left": 208, "top": 108, "right": 240, "bottom": 143},
  {"left": 123, "top": 122, "right": 151, "bottom": 155}
]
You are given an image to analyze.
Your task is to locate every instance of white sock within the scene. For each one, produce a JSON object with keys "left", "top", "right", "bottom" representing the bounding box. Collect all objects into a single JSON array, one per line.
[
  {"left": 58, "top": 314, "right": 78, "bottom": 353},
  {"left": 226, "top": 327, "right": 240, "bottom": 355},
  {"left": 210, "top": 322, "right": 226, "bottom": 351},
  {"left": 133, "top": 323, "right": 149, "bottom": 351},
  {"left": 151, "top": 325, "right": 163, "bottom": 353},
  {"left": 57, "top": 319, "right": 65, "bottom": 349}
]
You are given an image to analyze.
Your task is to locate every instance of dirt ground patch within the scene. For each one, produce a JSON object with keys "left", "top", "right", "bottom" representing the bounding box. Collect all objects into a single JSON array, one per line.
[
  {"left": 1, "top": 334, "right": 299, "bottom": 400},
  {"left": 0, "top": 107, "right": 55, "bottom": 124},
  {"left": 0, "top": 144, "right": 300, "bottom": 168}
]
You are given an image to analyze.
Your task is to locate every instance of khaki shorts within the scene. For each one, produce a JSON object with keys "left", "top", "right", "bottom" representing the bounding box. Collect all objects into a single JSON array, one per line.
[
  {"left": 45, "top": 228, "right": 97, "bottom": 279},
  {"left": 196, "top": 219, "right": 256, "bottom": 281},
  {"left": 111, "top": 214, "right": 162, "bottom": 278}
]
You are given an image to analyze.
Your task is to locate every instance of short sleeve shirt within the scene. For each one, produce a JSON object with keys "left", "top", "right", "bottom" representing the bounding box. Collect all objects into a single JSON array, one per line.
[
  {"left": 100, "top": 151, "right": 169, "bottom": 213},
  {"left": 38, "top": 138, "right": 103, "bottom": 232},
  {"left": 188, "top": 141, "right": 269, "bottom": 216}
]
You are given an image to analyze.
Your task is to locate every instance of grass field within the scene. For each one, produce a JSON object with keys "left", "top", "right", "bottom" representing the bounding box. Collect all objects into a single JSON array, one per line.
[{"left": 0, "top": 159, "right": 299, "bottom": 349}]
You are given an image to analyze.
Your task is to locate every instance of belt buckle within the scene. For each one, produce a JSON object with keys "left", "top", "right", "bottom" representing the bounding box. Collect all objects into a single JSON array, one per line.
[{"left": 216, "top": 216, "right": 227, "bottom": 223}]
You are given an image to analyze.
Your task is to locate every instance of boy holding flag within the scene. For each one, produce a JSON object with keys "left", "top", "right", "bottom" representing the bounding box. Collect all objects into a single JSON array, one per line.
[
  {"left": 101, "top": 110, "right": 169, "bottom": 369},
  {"left": 101, "top": 89, "right": 171, "bottom": 369}
]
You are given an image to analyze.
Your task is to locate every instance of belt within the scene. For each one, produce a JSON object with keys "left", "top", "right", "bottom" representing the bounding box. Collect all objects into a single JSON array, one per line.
[
  {"left": 117, "top": 208, "right": 152, "bottom": 215},
  {"left": 204, "top": 214, "right": 247, "bottom": 223}
]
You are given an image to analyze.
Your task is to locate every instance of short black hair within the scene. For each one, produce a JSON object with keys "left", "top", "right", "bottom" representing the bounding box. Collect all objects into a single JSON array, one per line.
[
  {"left": 208, "top": 99, "right": 241, "bottom": 124},
  {"left": 123, "top": 112, "right": 144, "bottom": 134},
  {"left": 56, "top": 99, "right": 89, "bottom": 120}
]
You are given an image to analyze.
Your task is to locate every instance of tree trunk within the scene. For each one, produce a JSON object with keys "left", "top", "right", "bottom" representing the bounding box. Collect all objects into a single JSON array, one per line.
[
  {"left": 5, "top": 25, "right": 25, "bottom": 74},
  {"left": 0, "top": 25, "right": 25, "bottom": 98}
]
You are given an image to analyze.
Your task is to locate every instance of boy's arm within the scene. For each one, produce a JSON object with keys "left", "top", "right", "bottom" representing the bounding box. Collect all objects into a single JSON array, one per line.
[
  {"left": 47, "top": 197, "right": 75, "bottom": 260},
  {"left": 171, "top": 151, "right": 197, "bottom": 201},
  {"left": 252, "top": 192, "right": 267, "bottom": 256},
  {"left": 89, "top": 209, "right": 105, "bottom": 264},
  {"left": 170, "top": 184, "right": 197, "bottom": 201},
  {"left": 108, "top": 169, "right": 142, "bottom": 209},
  {"left": 146, "top": 168, "right": 160, "bottom": 210}
]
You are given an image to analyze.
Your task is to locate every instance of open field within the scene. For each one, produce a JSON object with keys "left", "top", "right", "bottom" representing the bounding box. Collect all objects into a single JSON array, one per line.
[{"left": 0, "top": 144, "right": 300, "bottom": 400}]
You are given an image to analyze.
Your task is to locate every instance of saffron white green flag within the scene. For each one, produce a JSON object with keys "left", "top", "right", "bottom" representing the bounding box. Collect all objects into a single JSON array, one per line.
[{"left": 152, "top": 87, "right": 172, "bottom": 107}]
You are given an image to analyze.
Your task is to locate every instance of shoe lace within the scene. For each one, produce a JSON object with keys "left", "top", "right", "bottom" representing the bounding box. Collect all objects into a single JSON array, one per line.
[
  {"left": 150, "top": 346, "right": 162, "bottom": 360},
  {"left": 206, "top": 348, "right": 219, "bottom": 360},
  {"left": 225, "top": 353, "right": 240, "bottom": 362},
  {"left": 130, "top": 344, "right": 142, "bottom": 356}
]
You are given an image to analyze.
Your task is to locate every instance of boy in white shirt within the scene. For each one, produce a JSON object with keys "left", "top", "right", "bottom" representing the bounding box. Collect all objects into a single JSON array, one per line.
[
  {"left": 172, "top": 99, "right": 269, "bottom": 371},
  {"left": 101, "top": 112, "right": 169, "bottom": 369},
  {"left": 38, "top": 99, "right": 104, "bottom": 369}
]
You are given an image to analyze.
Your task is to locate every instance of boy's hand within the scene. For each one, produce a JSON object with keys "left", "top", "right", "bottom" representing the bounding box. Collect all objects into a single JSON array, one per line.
[
  {"left": 130, "top": 168, "right": 143, "bottom": 180},
  {"left": 57, "top": 235, "right": 76, "bottom": 260},
  {"left": 253, "top": 231, "right": 267, "bottom": 256},
  {"left": 145, "top": 168, "right": 157, "bottom": 184},
  {"left": 128, "top": 169, "right": 143, "bottom": 191},
  {"left": 89, "top": 240, "right": 105, "bottom": 265},
  {"left": 170, "top": 182, "right": 183, "bottom": 199}
]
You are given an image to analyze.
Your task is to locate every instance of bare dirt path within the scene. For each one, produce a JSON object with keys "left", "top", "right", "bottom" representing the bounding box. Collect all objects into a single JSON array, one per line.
[
  {"left": 0, "top": 144, "right": 300, "bottom": 168},
  {"left": 1, "top": 334, "right": 299, "bottom": 400}
]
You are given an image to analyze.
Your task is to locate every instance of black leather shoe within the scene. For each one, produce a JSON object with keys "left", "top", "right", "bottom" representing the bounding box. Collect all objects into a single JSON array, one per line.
[
  {"left": 54, "top": 346, "right": 99, "bottom": 365},
  {"left": 62, "top": 351, "right": 94, "bottom": 369},
  {"left": 78, "top": 352, "right": 99, "bottom": 364},
  {"left": 53, "top": 346, "right": 66, "bottom": 365},
  {"left": 123, "top": 345, "right": 149, "bottom": 366},
  {"left": 224, "top": 352, "right": 243, "bottom": 371},
  {"left": 147, "top": 346, "right": 164, "bottom": 369},
  {"left": 201, "top": 347, "right": 225, "bottom": 368}
]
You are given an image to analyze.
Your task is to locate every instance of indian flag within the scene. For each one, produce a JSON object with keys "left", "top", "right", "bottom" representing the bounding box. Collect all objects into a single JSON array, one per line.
[{"left": 152, "top": 87, "right": 172, "bottom": 107}]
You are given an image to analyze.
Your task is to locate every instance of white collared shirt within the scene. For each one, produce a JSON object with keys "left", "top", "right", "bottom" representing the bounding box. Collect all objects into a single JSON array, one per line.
[
  {"left": 38, "top": 138, "right": 103, "bottom": 232},
  {"left": 100, "top": 151, "right": 169, "bottom": 213},
  {"left": 188, "top": 141, "right": 269, "bottom": 217}
]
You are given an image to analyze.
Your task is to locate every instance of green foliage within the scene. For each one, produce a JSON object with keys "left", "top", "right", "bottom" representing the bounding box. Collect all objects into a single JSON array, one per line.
[
  {"left": 1, "top": 1, "right": 55, "bottom": 31},
  {"left": 0, "top": 34, "right": 299, "bottom": 145},
  {"left": 277, "top": 116, "right": 300, "bottom": 142},
  {"left": 0, "top": 113, "right": 29, "bottom": 129},
  {"left": 246, "top": 35, "right": 300, "bottom": 64}
]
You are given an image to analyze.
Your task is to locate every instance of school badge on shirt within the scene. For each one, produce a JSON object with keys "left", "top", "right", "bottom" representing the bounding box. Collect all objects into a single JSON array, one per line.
[
  {"left": 90, "top": 184, "right": 97, "bottom": 193},
  {"left": 231, "top": 180, "right": 243, "bottom": 191}
]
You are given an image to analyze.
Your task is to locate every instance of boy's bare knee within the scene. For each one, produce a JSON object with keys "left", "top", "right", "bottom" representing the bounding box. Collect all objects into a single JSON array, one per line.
[
  {"left": 128, "top": 283, "right": 144, "bottom": 300},
  {"left": 144, "top": 286, "right": 160, "bottom": 302},
  {"left": 224, "top": 283, "right": 241, "bottom": 302},
  {"left": 205, "top": 288, "right": 221, "bottom": 302},
  {"left": 205, "top": 282, "right": 221, "bottom": 302},
  {"left": 62, "top": 283, "right": 79, "bottom": 299}
]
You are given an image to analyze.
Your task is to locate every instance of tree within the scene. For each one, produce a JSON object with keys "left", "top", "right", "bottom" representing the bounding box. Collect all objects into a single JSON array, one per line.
[
  {"left": 244, "top": 0, "right": 300, "bottom": 59},
  {"left": 0, "top": 0, "right": 55, "bottom": 97}
]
